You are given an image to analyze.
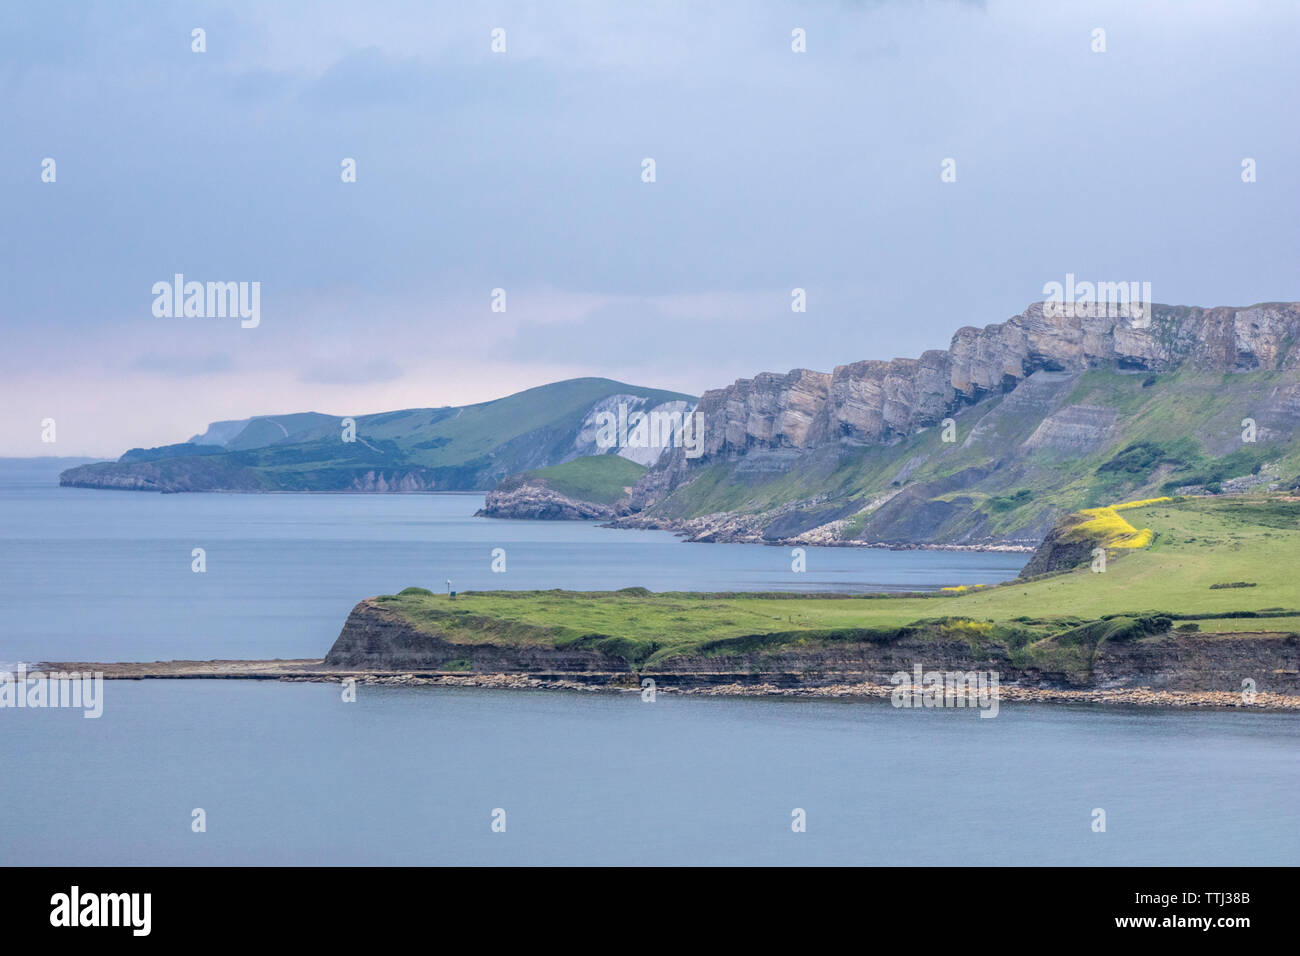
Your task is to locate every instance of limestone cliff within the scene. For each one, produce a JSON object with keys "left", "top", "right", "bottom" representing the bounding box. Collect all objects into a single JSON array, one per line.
[
  {"left": 616, "top": 302, "right": 1300, "bottom": 547},
  {"left": 646, "top": 302, "right": 1300, "bottom": 484}
]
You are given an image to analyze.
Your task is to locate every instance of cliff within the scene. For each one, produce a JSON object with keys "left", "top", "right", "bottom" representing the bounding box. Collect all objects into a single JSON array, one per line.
[
  {"left": 681, "top": 301, "right": 1300, "bottom": 461},
  {"left": 613, "top": 302, "right": 1300, "bottom": 547},
  {"left": 324, "top": 597, "right": 1300, "bottom": 694}
]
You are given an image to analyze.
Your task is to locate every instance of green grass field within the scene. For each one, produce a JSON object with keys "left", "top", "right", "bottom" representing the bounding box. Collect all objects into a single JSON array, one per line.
[{"left": 371, "top": 495, "right": 1300, "bottom": 668}]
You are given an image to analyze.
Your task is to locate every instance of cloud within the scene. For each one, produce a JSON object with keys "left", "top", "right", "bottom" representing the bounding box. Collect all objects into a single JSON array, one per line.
[
  {"left": 128, "top": 352, "right": 234, "bottom": 377},
  {"left": 2, "top": 0, "right": 1298, "bottom": 457},
  {"left": 501, "top": 291, "right": 801, "bottom": 369}
]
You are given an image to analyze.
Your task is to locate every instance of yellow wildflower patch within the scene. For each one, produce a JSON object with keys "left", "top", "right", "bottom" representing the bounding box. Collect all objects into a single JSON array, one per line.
[
  {"left": 1067, "top": 504, "right": 1156, "bottom": 549},
  {"left": 1112, "top": 496, "right": 1174, "bottom": 512}
]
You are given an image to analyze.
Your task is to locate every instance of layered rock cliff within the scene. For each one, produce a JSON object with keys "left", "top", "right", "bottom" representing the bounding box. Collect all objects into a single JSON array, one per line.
[
  {"left": 614, "top": 302, "right": 1300, "bottom": 547},
  {"left": 644, "top": 302, "right": 1300, "bottom": 489}
]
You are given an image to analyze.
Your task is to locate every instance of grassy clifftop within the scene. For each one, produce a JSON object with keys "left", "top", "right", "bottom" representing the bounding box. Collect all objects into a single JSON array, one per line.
[{"left": 355, "top": 495, "right": 1300, "bottom": 675}]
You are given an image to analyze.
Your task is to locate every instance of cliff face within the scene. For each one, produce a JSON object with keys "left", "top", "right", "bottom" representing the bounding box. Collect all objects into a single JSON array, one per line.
[
  {"left": 1016, "top": 518, "right": 1097, "bottom": 578},
  {"left": 325, "top": 600, "right": 633, "bottom": 672},
  {"left": 644, "top": 302, "right": 1300, "bottom": 491},
  {"left": 619, "top": 302, "right": 1300, "bottom": 547}
]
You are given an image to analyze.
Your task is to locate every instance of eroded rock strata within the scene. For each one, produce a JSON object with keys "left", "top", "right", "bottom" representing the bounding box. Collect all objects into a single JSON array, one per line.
[
  {"left": 610, "top": 302, "right": 1300, "bottom": 546},
  {"left": 639, "top": 302, "right": 1300, "bottom": 497}
]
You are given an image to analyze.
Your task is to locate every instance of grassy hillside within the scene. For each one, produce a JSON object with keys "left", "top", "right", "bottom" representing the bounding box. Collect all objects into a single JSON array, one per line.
[
  {"left": 368, "top": 495, "right": 1300, "bottom": 668},
  {"left": 60, "top": 378, "right": 693, "bottom": 493}
]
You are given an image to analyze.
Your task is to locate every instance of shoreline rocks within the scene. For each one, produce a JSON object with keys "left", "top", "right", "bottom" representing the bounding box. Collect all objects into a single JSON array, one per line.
[{"left": 35, "top": 661, "right": 1300, "bottom": 710}]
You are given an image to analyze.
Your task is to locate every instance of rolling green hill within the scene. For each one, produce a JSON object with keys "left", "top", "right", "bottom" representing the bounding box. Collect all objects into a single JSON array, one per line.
[{"left": 59, "top": 378, "right": 694, "bottom": 493}]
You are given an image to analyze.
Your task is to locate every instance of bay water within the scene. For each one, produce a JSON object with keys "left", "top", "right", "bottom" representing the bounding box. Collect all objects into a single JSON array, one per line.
[{"left": 1, "top": 459, "right": 1296, "bottom": 865}]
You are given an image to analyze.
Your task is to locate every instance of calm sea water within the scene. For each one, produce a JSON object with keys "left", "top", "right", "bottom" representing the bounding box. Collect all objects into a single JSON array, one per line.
[
  {"left": 2, "top": 459, "right": 1297, "bottom": 866},
  {"left": 0, "top": 459, "right": 1024, "bottom": 663}
]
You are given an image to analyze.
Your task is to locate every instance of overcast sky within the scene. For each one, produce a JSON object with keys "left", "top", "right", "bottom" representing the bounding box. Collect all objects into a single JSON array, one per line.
[{"left": 3, "top": 0, "right": 1297, "bottom": 456}]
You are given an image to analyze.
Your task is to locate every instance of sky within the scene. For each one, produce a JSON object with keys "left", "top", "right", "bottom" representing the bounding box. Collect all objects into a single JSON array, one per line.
[{"left": 2, "top": 0, "right": 1298, "bottom": 457}]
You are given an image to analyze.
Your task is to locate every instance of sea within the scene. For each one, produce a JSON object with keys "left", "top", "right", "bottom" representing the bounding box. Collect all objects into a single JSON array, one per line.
[{"left": 1, "top": 458, "right": 1296, "bottom": 865}]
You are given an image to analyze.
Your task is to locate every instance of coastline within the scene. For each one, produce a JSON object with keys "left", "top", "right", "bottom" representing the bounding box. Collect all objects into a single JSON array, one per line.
[
  {"left": 637, "top": 530, "right": 1039, "bottom": 553},
  {"left": 601, "top": 513, "right": 1040, "bottom": 552},
  {"left": 56, "top": 480, "right": 1036, "bottom": 552},
  {"left": 31, "top": 660, "right": 1300, "bottom": 711}
]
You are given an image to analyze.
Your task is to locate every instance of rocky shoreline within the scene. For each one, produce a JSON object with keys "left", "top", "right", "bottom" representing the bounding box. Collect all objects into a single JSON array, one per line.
[
  {"left": 33, "top": 660, "right": 1300, "bottom": 711},
  {"left": 318, "top": 673, "right": 1300, "bottom": 710},
  {"left": 481, "top": 473, "right": 1042, "bottom": 551},
  {"left": 608, "top": 515, "right": 1038, "bottom": 552},
  {"left": 477, "top": 485, "right": 1039, "bottom": 550},
  {"left": 601, "top": 501, "right": 1039, "bottom": 550}
]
